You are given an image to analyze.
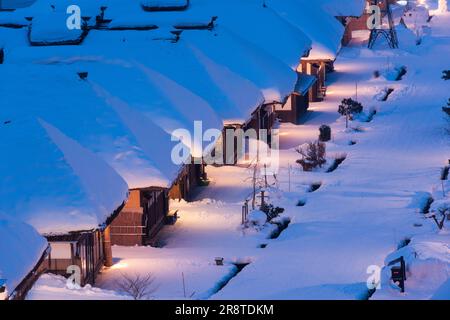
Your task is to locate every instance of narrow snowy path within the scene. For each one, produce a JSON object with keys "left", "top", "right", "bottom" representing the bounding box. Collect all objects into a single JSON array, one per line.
[{"left": 96, "top": 166, "right": 274, "bottom": 299}]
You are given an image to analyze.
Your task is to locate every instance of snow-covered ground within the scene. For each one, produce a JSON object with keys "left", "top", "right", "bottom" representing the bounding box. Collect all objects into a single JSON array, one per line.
[
  {"left": 25, "top": 3, "right": 450, "bottom": 300},
  {"left": 212, "top": 12, "right": 450, "bottom": 300}
]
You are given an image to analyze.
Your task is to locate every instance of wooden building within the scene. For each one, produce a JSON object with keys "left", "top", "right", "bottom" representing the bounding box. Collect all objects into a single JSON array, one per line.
[
  {"left": 298, "top": 59, "right": 328, "bottom": 102},
  {"left": 44, "top": 231, "right": 107, "bottom": 286},
  {"left": 42, "top": 202, "right": 124, "bottom": 286},
  {"left": 275, "top": 73, "right": 317, "bottom": 124},
  {"left": 169, "top": 163, "right": 206, "bottom": 201},
  {"left": 110, "top": 162, "right": 205, "bottom": 246},
  {"left": 111, "top": 188, "right": 168, "bottom": 246},
  {"left": 339, "top": 0, "right": 398, "bottom": 46}
]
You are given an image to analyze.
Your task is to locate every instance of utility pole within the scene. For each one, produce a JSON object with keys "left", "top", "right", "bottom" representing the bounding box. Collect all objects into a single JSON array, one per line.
[{"left": 368, "top": 0, "right": 399, "bottom": 49}]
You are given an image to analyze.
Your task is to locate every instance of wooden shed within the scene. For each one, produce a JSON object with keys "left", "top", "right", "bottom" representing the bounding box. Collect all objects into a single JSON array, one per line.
[{"left": 42, "top": 202, "right": 125, "bottom": 286}]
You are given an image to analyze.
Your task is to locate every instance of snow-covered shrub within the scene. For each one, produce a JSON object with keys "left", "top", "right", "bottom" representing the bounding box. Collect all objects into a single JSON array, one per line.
[
  {"left": 338, "top": 98, "right": 363, "bottom": 128},
  {"left": 443, "top": 70, "right": 450, "bottom": 80},
  {"left": 260, "top": 203, "right": 284, "bottom": 222},
  {"left": 248, "top": 209, "right": 268, "bottom": 226},
  {"left": 427, "top": 200, "right": 450, "bottom": 230},
  {"left": 338, "top": 98, "right": 363, "bottom": 116},
  {"left": 319, "top": 125, "right": 331, "bottom": 142},
  {"left": 296, "top": 141, "right": 326, "bottom": 172}
]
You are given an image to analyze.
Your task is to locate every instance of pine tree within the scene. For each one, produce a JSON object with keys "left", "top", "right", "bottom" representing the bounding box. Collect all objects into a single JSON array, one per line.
[{"left": 338, "top": 98, "right": 363, "bottom": 128}]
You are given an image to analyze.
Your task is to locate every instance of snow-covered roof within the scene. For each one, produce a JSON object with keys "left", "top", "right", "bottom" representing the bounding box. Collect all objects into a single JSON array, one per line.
[
  {"left": 295, "top": 73, "right": 317, "bottom": 96},
  {"left": 299, "top": 0, "right": 366, "bottom": 18},
  {"left": 58, "top": 28, "right": 263, "bottom": 125},
  {"left": 141, "top": 0, "right": 189, "bottom": 11},
  {"left": 0, "top": 61, "right": 190, "bottom": 189},
  {"left": 189, "top": 0, "right": 312, "bottom": 70},
  {"left": 29, "top": 12, "right": 86, "bottom": 46},
  {"left": 182, "top": 27, "right": 295, "bottom": 103},
  {"left": 0, "top": 114, "right": 129, "bottom": 235},
  {"left": 266, "top": 0, "right": 345, "bottom": 61},
  {"left": 0, "top": 214, "right": 47, "bottom": 299},
  {"left": 0, "top": 0, "right": 36, "bottom": 10}
]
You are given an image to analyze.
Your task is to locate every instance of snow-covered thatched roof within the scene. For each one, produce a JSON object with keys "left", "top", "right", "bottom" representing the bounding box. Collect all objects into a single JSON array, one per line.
[
  {"left": 0, "top": 62, "right": 197, "bottom": 189},
  {"left": 189, "top": 0, "right": 312, "bottom": 70},
  {"left": 302, "top": 0, "right": 366, "bottom": 18},
  {"left": 0, "top": 214, "right": 47, "bottom": 300},
  {"left": 266, "top": 0, "right": 345, "bottom": 60},
  {"left": 141, "top": 0, "right": 189, "bottom": 11},
  {"left": 0, "top": 115, "right": 129, "bottom": 235},
  {"left": 0, "top": 0, "right": 36, "bottom": 10},
  {"left": 29, "top": 12, "right": 86, "bottom": 46},
  {"left": 182, "top": 26, "right": 295, "bottom": 103}
]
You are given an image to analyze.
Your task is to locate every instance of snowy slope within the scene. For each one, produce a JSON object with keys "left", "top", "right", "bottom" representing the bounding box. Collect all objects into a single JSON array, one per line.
[
  {"left": 212, "top": 11, "right": 450, "bottom": 300},
  {"left": 26, "top": 274, "right": 129, "bottom": 300}
]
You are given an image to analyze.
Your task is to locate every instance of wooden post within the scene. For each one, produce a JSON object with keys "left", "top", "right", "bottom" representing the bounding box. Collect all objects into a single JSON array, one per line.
[
  {"left": 103, "top": 226, "right": 113, "bottom": 267},
  {"left": 264, "top": 164, "right": 268, "bottom": 188},
  {"left": 261, "top": 191, "right": 265, "bottom": 207},
  {"left": 442, "top": 180, "right": 446, "bottom": 197},
  {"left": 252, "top": 164, "right": 257, "bottom": 210},
  {"left": 246, "top": 201, "right": 249, "bottom": 222},
  {"left": 182, "top": 272, "right": 186, "bottom": 298},
  {"left": 288, "top": 163, "right": 291, "bottom": 192},
  {"left": 346, "top": 109, "right": 349, "bottom": 129}
]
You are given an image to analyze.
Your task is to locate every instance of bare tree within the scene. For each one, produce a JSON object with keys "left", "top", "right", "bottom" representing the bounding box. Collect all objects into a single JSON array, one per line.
[
  {"left": 243, "top": 159, "right": 265, "bottom": 209},
  {"left": 115, "top": 273, "right": 158, "bottom": 300}
]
